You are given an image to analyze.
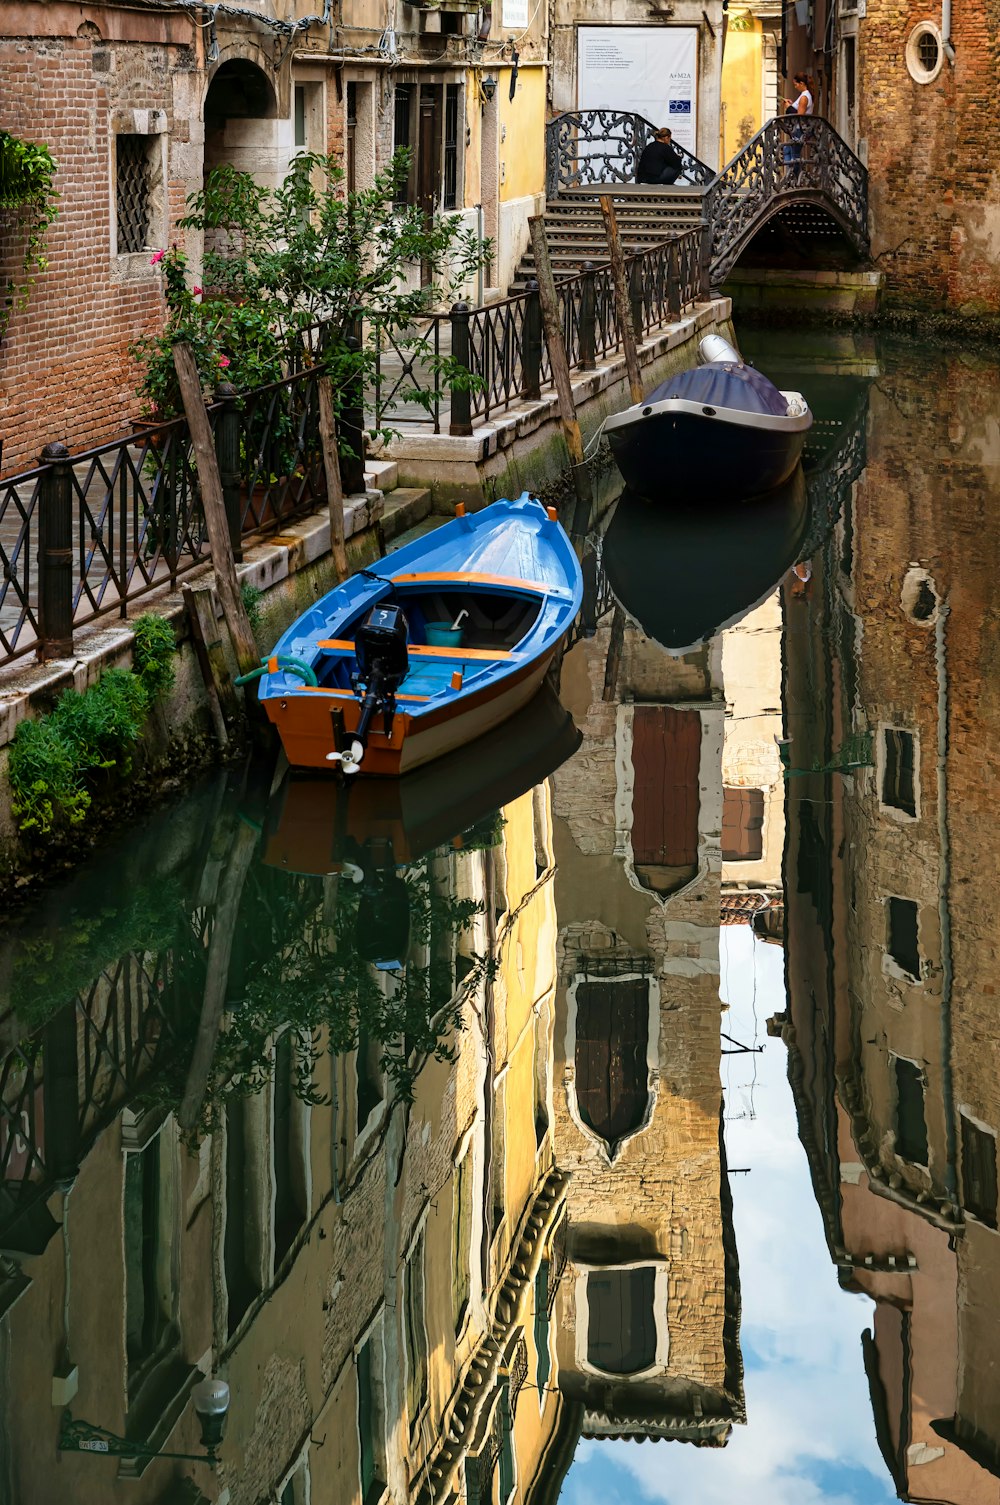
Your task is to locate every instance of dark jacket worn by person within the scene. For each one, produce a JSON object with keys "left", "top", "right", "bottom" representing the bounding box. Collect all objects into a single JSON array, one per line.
[{"left": 636, "top": 138, "right": 683, "bottom": 183}]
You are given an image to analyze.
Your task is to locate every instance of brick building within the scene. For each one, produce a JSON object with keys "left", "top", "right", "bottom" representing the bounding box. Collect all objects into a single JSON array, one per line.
[
  {"left": 854, "top": 0, "right": 1000, "bottom": 316},
  {"left": 0, "top": 0, "right": 548, "bottom": 473},
  {"left": 781, "top": 341, "right": 1000, "bottom": 1496}
]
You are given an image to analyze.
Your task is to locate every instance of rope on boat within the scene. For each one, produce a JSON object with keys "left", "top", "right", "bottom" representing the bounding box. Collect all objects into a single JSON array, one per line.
[{"left": 234, "top": 655, "right": 319, "bottom": 687}]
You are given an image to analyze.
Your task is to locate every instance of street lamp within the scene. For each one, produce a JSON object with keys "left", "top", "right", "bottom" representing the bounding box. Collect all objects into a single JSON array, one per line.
[
  {"left": 58, "top": 1378, "right": 230, "bottom": 1465},
  {"left": 480, "top": 74, "right": 499, "bottom": 105}
]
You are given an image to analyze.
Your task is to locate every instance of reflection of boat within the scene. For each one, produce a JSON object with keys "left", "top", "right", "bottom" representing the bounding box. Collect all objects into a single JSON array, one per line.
[
  {"left": 261, "top": 682, "right": 582, "bottom": 875},
  {"left": 253, "top": 494, "right": 582, "bottom": 776},
  {"left": 604, "top": 336, "right": 812, "bottom": 501},
  {"left": 603, "top": 466, "right": 809, "bottom": 653}
]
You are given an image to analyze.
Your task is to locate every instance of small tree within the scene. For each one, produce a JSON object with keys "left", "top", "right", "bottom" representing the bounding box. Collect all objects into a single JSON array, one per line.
[{"left": 131, "top": 150, "right": 485, "bottom": 422}]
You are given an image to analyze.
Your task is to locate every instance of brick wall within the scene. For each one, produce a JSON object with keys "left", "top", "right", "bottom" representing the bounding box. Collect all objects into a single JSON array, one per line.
[
  {"left": 859, "top": 2, "right": 1000, "bottom": 314},
  {"left": 0, "top": 10, "right": 205, "bottom": 473}
]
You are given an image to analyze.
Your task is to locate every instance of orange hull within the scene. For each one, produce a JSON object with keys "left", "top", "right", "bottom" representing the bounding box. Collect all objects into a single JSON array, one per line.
[{"left": 264, "top": 652, "right": 553, "bottom": 775}]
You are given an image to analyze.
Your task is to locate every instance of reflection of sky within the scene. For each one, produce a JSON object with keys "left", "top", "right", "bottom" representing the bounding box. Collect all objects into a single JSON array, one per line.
[{"left": 560, "top": 925, "right": 897, "bottom": 1505}]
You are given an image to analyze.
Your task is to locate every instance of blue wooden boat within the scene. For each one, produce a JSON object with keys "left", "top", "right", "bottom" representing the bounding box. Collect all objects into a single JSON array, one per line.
[{"left": 253, "top": 493, "right": 582, "bottom": 775}]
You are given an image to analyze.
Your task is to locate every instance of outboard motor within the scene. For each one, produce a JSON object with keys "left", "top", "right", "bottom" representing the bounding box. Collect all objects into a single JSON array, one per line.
[{"left": 328, "top": 604, "right": 409, "bottom": 774}]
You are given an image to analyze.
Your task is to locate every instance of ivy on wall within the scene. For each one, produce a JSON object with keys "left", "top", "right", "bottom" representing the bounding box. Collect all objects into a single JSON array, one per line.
[{"left": 0, "top": 129, "right": 60, "bottom": 341}]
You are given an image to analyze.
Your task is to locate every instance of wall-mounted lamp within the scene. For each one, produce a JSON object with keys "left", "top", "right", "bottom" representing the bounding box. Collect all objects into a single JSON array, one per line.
[
  {"left": 480, "top": 74, "right": 499, "bottom": 104},
  {"left": 58, "top": 1378, "right": 231, "bottom": 1466}
]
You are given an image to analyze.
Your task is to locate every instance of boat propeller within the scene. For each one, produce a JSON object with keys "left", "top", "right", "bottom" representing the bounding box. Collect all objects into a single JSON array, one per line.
[{"left": 327, "top": 603, "right": 410, "bottom": 775}]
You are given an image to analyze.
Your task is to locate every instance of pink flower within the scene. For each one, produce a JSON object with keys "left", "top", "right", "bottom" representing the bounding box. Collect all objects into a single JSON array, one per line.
[
  {"left": 150, "top": 250, "right": 165, "bottom": 266},
  {"left": 193, "top": 286, "right": 203, "bottom": 296},
  {"left": 218, "top": 356, "right": 231, "bottom": 369}
]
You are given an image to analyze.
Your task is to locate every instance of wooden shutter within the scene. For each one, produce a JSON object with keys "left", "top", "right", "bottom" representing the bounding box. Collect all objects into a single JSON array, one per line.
[
  {"left": 575, "top": 979, "right": 649, "bottom": 1149},
  {"left": 631, "top": 706, "right": 701, "bottom": 866},
  {"left": 587, "top": 1266, "right": 657, "bottom": 1374}
]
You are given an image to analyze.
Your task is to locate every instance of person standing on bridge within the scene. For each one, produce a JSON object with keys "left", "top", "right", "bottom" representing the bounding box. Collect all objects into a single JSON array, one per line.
[
  {"left": 781, "top": 72, "right": 814, "bottom": 179},
  {"left": 636, "top": 128, "right": 684, "bottom": 186}
]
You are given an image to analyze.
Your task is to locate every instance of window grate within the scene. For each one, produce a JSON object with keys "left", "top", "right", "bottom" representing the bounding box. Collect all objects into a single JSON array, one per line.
[{"left": 116, "top": 134, "right": 152, "bottom": 254}]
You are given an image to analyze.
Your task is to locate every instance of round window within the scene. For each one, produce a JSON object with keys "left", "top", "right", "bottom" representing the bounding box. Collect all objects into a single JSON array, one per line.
[{"left": 905, "top": 21, "right": 944, "bottom": 83}]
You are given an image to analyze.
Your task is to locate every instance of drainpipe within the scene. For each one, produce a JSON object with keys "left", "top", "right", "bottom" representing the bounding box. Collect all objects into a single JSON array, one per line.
[
  {"left": 935, "top": 601, "right": 958, "bottom": 1211},
  {"left": 941, "top": 0, "right": 956, "bottom": 62}
]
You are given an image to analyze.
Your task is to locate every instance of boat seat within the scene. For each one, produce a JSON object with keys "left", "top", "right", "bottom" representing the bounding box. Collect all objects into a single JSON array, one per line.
[{"left": 316, "top": 638, "right": 512, "bottom": 662}]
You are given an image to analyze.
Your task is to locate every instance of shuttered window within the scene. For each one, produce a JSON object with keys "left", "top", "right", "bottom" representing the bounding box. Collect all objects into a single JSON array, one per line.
[
  {"left": 961, "top": 1113, "right": 998, "bottom": 1228},
  {"left": 894, "top": 1057, "right": 928, "bottom": 1165},
  {"left": 404, "top": 1230, "right": 428, "bottom": 1428},
  {"left": 575, "top": 979, "right": 649, "bottom": 1150},
  {"left": 722, "top": 787, "right": 765, "bottom": 861},
  {"left": 587, "top": 1266, "right": 657, "bottom": 1374},
  {"left": 453, "top": 1148, "right": 472, "bottom": 1327}
]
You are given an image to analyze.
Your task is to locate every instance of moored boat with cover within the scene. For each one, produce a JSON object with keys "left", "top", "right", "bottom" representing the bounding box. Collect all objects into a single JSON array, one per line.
[
  {"left": 605, "top": 335, "right": 812, "bottom": 501},
  {"left": 247, "top": 493, "right": 583, "bottom": 776}
]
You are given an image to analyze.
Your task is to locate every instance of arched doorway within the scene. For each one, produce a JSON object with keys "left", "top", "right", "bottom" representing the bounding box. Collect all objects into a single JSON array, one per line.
[{"left": 203, "top": 56, "right": 281, "bottom": 190}]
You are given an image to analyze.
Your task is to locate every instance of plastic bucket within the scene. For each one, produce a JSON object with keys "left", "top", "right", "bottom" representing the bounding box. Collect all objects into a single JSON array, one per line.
[{"left": 425, "top": 622, "right": 464, "bottom": 648}]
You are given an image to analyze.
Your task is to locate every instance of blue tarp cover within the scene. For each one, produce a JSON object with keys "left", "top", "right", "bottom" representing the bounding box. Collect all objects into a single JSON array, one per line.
[{"left": 645, "top": 362, "right": 790, "bottom": 417}]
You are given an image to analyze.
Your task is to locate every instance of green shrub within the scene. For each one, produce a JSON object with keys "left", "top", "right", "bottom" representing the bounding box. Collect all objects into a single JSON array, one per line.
[
  {"left": 9, "top": 717, "right": 90, "bottom": 834},
  {"left": 8, "top": 614, "right": 178, "bottom": 838},
  {"left": 240, "top": 581, "right": 264, "bottom": 636},
  {"left": 132, "top": 612, "right": 177, "bottom": 699}
]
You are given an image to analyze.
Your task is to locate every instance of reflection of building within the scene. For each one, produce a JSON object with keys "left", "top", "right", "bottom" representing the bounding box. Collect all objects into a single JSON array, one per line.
[
  {"left": 547, "top": 614, "right": 744, "bottom": 1463},
  {"left": 781, "top": 353, "right": 1000, "bottom": 1502},
  {"left": 0, "top": 783, "right": 570, "bottom": 1504}
]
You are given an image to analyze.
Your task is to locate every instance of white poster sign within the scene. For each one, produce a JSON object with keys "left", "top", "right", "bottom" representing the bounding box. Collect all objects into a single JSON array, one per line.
[
  {"left": 577, "top": 26, "right": 698, "bottom": 156},
  {"left": 503, "top": 0, "right": 529, "bottom": 27}
]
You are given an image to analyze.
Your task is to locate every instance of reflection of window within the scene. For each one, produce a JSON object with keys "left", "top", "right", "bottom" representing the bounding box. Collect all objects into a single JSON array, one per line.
[
  {"left": 534, "top": 1259, "right": 551, "bottom": 1396},
  {"left": 404, "top": 1229, "right": 428, "bottom": 1428},
  {"left": 887, "top": 897, "right": 920, "bottom": 979},
  {"left": 722, "top": 787, "right": 764, "bottom": 861},
  {"left": 587, "top": 1267, "right": 656, "bottom": 1374},
  {"left": 575, "top": 978, "right": 649, "bottom": 1151},
  {"left": 273, "top": 1034, "right": 308, "bottom": 1266},
  {"left": 453, "top": 1148, "right": 473, "bottom": 1327},
  {"left": 124, "top": 1137, "right": 167, "bottom": 1380},
  {"left": 534, "top": 1009, "right": 550, "bottom": 1149},
  {"left": 894, "top": 1057, "right": 928, "bottom": 1165},
  {"left": 499, "top": 1383, "right": 515, "bottom": 1503},
  {"left": 357, "top": 1332, "right": 386, "bottom": 1505},
  {"left": 883, "top": 729, "right": 917, "bottom": 817},
  {"left": 356, "top": 1028, "right": 383, "bottom": 1134},
  {"left": 631, "top": 706, "right": 701, "bottom": 887},
  {"left": 491, "top": 1078, "right": 506, "bottom": 1235},
  {"left": 961, "top": 1113, "right": 998, "bottom": 1228},
  {"left": 225, "top": 1102, "right": 261, "bottom": 1336}
]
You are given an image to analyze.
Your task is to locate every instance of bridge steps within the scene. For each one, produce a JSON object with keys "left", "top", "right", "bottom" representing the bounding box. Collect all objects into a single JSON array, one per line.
[{"left": 510, "top": 189, "right": 704, "bottom": 292}]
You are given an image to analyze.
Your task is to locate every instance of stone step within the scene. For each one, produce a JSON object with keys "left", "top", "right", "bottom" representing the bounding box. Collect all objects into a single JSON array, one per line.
[
  {"left": 364, "top": 458, "right": 398, "bottom": 493},
  {"left": 380, "top": 486, "right": 433, "bottom": 543}
]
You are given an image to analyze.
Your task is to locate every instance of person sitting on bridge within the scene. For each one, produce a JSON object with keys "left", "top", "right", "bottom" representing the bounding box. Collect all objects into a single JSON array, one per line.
[{"left": 636, "top": 128, "right": 683, "bottom": 186}]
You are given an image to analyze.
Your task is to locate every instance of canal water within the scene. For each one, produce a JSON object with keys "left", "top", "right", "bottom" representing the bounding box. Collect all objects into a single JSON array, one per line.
[{"left": 2, "top": 328, "right": 998, "bottom": 1505}]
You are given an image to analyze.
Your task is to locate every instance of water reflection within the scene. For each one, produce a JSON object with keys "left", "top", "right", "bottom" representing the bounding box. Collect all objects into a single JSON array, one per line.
[{"left": 5, "top": 333, "right": 1000, "bottom": 1505}]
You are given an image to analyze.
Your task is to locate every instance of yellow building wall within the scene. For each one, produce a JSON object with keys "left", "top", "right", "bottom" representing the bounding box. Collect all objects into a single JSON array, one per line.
[
  {"left": 499, "top": 65, "right": 546, "bottom": 202},
  {"left": 720, "top": 18, "right": 763, "bottom": 162},
  {"left": 464, "top": 74, "right": 483, "bottom": 206}
]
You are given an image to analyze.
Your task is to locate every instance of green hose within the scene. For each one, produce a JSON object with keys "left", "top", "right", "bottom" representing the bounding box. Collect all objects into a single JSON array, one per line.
[{"left": 234, "top": 655, "right": 319, "bottom": 687}]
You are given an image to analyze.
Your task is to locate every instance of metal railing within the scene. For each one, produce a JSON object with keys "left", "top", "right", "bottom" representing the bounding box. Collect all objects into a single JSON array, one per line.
[
  {"left": 1, "top": 231, "right": 705, "bottom": 667},
  {"left": 704, "top": 115, "right": 869, "bottom": 284},
  {"left": 545, "top": 110, "right": 714, "bottom": 196},
  {"left": 0, "top": 365, "right": 344, "bottom": 667}
]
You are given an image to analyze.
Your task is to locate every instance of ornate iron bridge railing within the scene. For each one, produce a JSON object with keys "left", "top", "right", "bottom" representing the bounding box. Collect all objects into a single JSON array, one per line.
[
  {"left": 545, "top": 111, "right": 714, "bottom": 196},
  {"left": 704, "top": 115, "right": 869, "bottom": 285}
]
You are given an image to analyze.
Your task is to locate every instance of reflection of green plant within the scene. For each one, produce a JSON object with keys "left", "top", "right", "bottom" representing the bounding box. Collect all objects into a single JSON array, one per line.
[
  {"left": 12, "top": 880, "right": 184, "bottom": 1029},
  {"left": 8, "top": 618, "right": 176, "bottom": 836},
  {"left": 0, "top": 130, "right": 59, "bottom": 339}
]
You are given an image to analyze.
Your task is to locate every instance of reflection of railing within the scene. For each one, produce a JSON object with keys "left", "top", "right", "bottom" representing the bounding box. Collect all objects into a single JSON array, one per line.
[
  {"left": 0, "top": 955, "right": 182, "bottom": 1253},
  {"left": 799, "top": 386, "right": 870, "bottom": 559},
  {"left": 704, "top": 116, "right": 869, "bottom": 285},
  {"left": 545, "top": 111, "right": 714, "bottom": 196}
]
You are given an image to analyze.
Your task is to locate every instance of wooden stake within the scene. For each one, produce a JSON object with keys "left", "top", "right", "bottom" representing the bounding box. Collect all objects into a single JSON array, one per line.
[
  {"left": 172, "top": 340, "right": 258, "bottom": 676},
  {"left": 317, "top": 373, "right": 350, "bottom": 584},
  {"left": 528, "top": 215, "right": 593, "bottom": 509},
  {"left": 599, "top": 195, "right": 644, "bottom": 405},
  {"left": 183, "top": 583, "right": 234, "bottom": 749}
]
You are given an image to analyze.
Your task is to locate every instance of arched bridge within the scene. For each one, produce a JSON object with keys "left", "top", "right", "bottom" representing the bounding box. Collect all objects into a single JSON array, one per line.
[{"left": 522, "top": 111, "right": 868, "bottom": 292}]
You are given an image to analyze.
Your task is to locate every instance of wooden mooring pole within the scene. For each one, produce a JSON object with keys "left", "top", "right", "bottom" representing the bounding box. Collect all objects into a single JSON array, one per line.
[
  {"left": 172, "top": 340, "right": 258, "bottom": 679},
  {"left": 599, "top": 195, "right": 644, "bottom": 405},
  {"left": 527, "top": 215, "right": 593, "bottom": 512},
  {"left": 317, "top": 373, "right": 350, "bottom": 584}
]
